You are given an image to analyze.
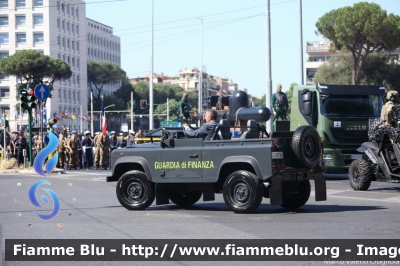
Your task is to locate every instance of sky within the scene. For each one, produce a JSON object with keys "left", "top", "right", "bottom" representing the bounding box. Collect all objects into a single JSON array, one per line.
[{"left": 86, "top": 0, "right": 400, "bottom": 98}]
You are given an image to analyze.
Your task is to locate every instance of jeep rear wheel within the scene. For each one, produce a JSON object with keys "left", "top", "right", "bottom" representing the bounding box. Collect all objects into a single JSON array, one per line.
[
  {"left": 349, "top": 159, "right": 372, "bottom": 191},
  {"left": 169, "top": 191, "right": 202, "bottom": 208},
  {"left": 280, "top": 180, "right": 311, "bottom": 210},
  {"left": 292, "top": 126, "right": 321, "bottom": 169},
  {"left": 116, "top": 170, "right": 155, "bottom": 210},
  {"left": 223, "top": 170, "right": 263, "bottom": 213}
]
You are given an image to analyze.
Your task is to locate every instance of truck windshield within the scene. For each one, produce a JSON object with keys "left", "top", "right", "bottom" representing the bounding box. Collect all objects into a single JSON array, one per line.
[{"left": 320, "top": 95, "right": 384, "bottom": 118}]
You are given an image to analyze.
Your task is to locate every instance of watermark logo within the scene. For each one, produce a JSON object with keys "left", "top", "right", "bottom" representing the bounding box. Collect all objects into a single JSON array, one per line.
[
  {"left": 33, "top": 130, "right": 59, "bottom": 177},
  {"left": 28, "top": 180, "right": 60, "bottom": 220}
]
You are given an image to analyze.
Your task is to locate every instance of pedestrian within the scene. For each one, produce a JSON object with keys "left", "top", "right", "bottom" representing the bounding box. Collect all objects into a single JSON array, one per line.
[
  {"left": 10, "top": 131, "right": 18, "bottom": 159},
  {"left": 56, "top": 134, "right": 66, "bottom": 169},
  {"left": 94, "top": 132, "right": 104, "bottom": 170},
  {"left": 66, "top": 131, "right": 79, "bottom": 170},
  {"left": 110, "top": 131, "right": 118, "bottom": 152},
  {"left": 116, "top": 133, "right": 127, "bottom": 148},
  {"left": 14, "top": 133, "right": 27, "bottom": 166},
  {"left": 34, "top": 134, "right": 42, "bottom": 160},
  {"left": 135, "top": 127, "right": 145, "bottom": 144},
  {"left": 76, "top": 133, "right": 83, "bottom": 169},
  {"left": 127, "top": 130, "right": 135, "bottom": 146},
  {"left": 101, "top": 132, "right": 110, "bottom": 170},
  {"left": 179, "top": 93, "right": 191, "bottom": 123},
  {"left": 271, "top": 83, "right": 289, "bottom": 123},
  {"left": 82, "top": 131, "right": 94, "bottom": 169},
  {"left": 65, "top": 132, "right": 71, "bottom": 166}
]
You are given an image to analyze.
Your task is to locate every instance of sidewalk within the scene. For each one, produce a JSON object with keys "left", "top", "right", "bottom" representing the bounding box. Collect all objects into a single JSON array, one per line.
[{"left": 1, "top": 168, "right": 65, "bottom": 174}]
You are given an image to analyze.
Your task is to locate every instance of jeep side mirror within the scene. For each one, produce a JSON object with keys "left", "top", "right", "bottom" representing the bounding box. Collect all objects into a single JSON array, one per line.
[{"left": 302, "top": 92, "right": 313, "bottom": 116}]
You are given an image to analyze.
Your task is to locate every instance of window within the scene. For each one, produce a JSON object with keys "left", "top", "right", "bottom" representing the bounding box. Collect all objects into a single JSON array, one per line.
[
  {"left": 61, "top": 3, "right": 64, "bottom": 12},
  {"left": 57, "top": 36, "right": 60, "bottom": 45},
  {"left": 67, "top": 4, "right": 69, "bottom": 15},
  {"left": 307, "top": 70, "right": 316, "bottom": 83},
  {"left": 0, "top": 74, "right": 9, "bottom": 80},
  {"left": 67, "top": 22, "right": 69, "bottom": 31},
  {"left": 57, "top": 53, "right": 60, "bottom": 59},
  {"left": 77, "top": 59, "right": 79, "bottom": 69},
  {"left": 72, "top": 23, "right": 74, "bottom": 33},
  {"left": 76, "top": 25, "right": 79, "bottom": 35},
  {"left": 33, "top": 0, "right": 43, "bottom": 7},
  {"left": 16, "top": 33, "right": 26, "bottom": 44},
  {"left": 63, "top": 90, "right": 66, "bottom": 99},
  {"left": 87, "top": 47, "right": 89, "bottom": 55},
  {"left": 71, "top": 7, "right": 74, "bottom": 17},
  {"left": 62, "top": 54, "right": 65, "bottom": 61},
  {"left": 0, "top": 52, "right": 8, "bottom": 59},
  {"left": 68, "top": 91, "right": 70, "bottom": 100},
  {"left": 72, "top": 57, "right": 74, "bottom": 66},
  {"left": 16, "top": 0, "right": 25, "bottom": 7},
  {"left": 16, "top": 16, "right": 26, "bottom": 26},
  {"left": 73, "top": 91, "right": 75, "bottom": 100},
  {"left": 62, "top": 37, "right": 65, "bottom": 47},
  {"left": 57, "top": 18, "right": 60, "bottom": 28},
  {"left": 76, "top": 8, "right": 79, "bottom": 19},
  {"left": 57, "top": 1, "right": 59, "bottom": 11},
  {"left": 58, "top": 89, "right": 61, "bottom": 99},
  {"left": 0, "top": 0, "right": 7, "bottom": 8},
  {"left": 34, "top": 33, "right": 44, "bottom": 43},
  {"left": 72, "top": 40, "right": 75, "bottom": 50},
  {"left": 77, "top": 91, "right": 80, "bottom": 101},
  {"left": 33, "top": 15, "right": 43, "bottom": 25},
  {"left": 0, "top": 88, "right": 10, "bottom": 98},
  {"left": 76, "top": 41, "right": 79, "bottom": 51},
  {"left": 62, "top": 20, "right": 64, "bottom": 30},
  {"left": 67, "top": 39, "right": 69, "bottom": 48},
  {"left": 67, "top": 56, "right": 70, "bottom": 64},
  {"left": 0, "top": 16, "right": 8, "bottom": 26}
]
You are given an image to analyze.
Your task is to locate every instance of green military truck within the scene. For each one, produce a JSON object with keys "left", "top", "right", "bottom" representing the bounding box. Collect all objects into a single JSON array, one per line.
[
  {"left": 107, "top": 123, "right": 327, "bottom": 214},
  {"left": 288, "top": 83, "right": 385, "bottom": 173}
]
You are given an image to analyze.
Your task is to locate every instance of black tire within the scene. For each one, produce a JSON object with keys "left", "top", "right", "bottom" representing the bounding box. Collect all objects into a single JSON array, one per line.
[
  {"left": 280, "top": 180, "right": 311, "bottom": 210},
  {"left": 116, "top": 170, "right": 155, "bottom": 210},
  {"left": 169, "top": 191, "right": 202, "bottom": 208},
  {"left": 292, "top": 126, "right": 321, "bottom": 168},
  {"left": 348, "top": 159, "right": 372, "bottom": 191},
  {"left": 223, "top": 170, "right": 263, "bottom": 213}
]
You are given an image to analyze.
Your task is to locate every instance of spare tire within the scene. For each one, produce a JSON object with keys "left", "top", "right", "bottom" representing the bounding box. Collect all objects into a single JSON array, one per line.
[{"left": 291, "top": 125, "right": 321, "bottom": 168}]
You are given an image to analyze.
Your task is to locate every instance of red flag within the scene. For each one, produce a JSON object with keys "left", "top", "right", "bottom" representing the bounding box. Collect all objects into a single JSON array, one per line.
[{"left": 102, "top": 116, "right": 107, "bottom": 134}]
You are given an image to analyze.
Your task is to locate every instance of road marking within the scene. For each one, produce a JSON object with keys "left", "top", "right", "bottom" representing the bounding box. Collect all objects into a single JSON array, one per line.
[
  {"left": 67, "top": 172, "right": 110, "bottom": 176},
  {"left": 328, "top": 195, "right": 400, "bottom": 203},
  {"left": 327, "top": 188, "right": 400, "bottom": 196}
]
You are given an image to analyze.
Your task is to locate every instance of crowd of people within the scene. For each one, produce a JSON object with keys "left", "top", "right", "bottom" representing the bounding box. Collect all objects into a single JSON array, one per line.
[{"left": 0, "top": 127, "right": 146, "bottom": 169}]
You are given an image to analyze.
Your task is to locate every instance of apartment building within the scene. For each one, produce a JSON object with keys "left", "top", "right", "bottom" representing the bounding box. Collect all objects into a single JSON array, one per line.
[{"left": 86, "top": 17, "right": 121, "bottom": 96}]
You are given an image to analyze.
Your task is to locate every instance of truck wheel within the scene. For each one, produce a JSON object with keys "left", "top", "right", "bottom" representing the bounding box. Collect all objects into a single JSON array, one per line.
[
  {"left": 223, "top": 170, "right": 263, "bottom": 213},
  {"left": 169, "top": 191, "right": 202, "bottom": 208},
  {"left": 280, "top": 180, "right": 311, "bottom": 210},
  {"left": 348, "top": 159, "right": 372, "bottom": 191},
  {"left": 292, "top": 126, "right": 321, "bottom": 169},
  {"left": 116, "top": 170, "right": 155, "bottom": 210}
]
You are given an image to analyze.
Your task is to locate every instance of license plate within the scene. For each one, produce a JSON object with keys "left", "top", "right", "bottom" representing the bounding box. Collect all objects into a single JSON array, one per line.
[
  {"left": 272, "top": 152, "right": 283, "bottom": 159},
  {"left": 351, "top": 154, "right": 362, "bottom": 159}
]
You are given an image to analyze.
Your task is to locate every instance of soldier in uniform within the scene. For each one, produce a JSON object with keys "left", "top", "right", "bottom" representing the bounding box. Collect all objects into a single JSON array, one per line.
[
  {"left": 14, "top": 133, "right": 27, "bottom": 166},
  {"left": 380, "top": 90, "right": 399, "bottom": 128},
  {"left": 9, "top": 131, "right": 18, "bottom": 159},
  {"left": 76, "top": 133, "right": 83, "bottom": 169},
  {"left": 135, "top": 127, "right": 145, "bottom": 144},
  {"left": 65, "top": 133, "right": 71, "bottom": 166},
  {"left": 101, "top": 132, "right": 110, "bottom": 170},
  {"left": 94, "top": 132, "right": 103, "bottom": 170},
  {"left": 110, "top": 131, "right": 118, "bottom": 152},
  {"left": 82, "top": 131, "right": 94, "bottom": 169},
  {"left": 117, "top": 133, "right": 127, "bottom": 148},
  {"left": 272, "top": 83, "right": 289, "bottom": 122},
  {"left": 57, "top": 134, "right": 66, "bottom": 169},
  {"left": 127, "top": 130, "right": 135, "bottom": 146},
  {"left": 33, "top": 134, "right": 42, "bottom": 159},
  {"left": 66, "top": 132, "right": 79, "bottom": 170}
]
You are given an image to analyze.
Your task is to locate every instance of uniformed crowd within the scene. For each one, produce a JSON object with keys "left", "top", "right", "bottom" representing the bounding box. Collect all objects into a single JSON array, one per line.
[{"left": 1, "top": 127, "right": 146, "bottom": 170}]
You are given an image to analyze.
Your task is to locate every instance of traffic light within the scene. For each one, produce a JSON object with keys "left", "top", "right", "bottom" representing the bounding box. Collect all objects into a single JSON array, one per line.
[
  {"left": 140, "top": 99, "right": 147, "bottom": 109},
  {"left": 48, "top": 118, "right": 57, "bottom": 128},
  {"left": 20, "top": 86, "right": 37, "bottom": 110}
]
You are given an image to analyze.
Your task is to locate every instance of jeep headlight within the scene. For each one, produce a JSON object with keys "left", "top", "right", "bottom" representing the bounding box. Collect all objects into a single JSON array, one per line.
[{"left": 323, "top": 154, "right": 333, "bottom": 159}]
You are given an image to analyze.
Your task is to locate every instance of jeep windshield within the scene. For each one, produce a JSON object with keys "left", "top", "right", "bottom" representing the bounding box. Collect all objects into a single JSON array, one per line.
[{"left": 320, "top": 95, "right": 384, "bottom": 118}]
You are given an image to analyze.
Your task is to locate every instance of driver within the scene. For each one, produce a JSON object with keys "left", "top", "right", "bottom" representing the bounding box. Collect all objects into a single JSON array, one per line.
[
  {"left": 183, "top": 110, "right": 218, "bottom": 141},
  {"left": 380, "top": 90, "right": 399, "bottom": 128}
]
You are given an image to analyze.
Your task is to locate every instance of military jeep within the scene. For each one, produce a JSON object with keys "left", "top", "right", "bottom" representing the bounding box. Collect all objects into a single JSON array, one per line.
[{"left": 107, "top": 120, "right": 327, "bottom": 214}]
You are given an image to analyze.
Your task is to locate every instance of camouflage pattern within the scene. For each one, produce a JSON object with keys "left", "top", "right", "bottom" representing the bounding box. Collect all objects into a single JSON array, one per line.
[
  {"left": 57, "top": 137, "right": 66, "bottom": 168},
  {"left": 94, "top": 133, "right": 103, "bottom": 168},
  {"left": 101, "top": 133, "right": 110, "bottom": 169},
  {"left": 67, "top": 137, "right": 79, "bottom": 168},
  {"left": 380, "top": 101, "right": 396, "bottom": 128}
]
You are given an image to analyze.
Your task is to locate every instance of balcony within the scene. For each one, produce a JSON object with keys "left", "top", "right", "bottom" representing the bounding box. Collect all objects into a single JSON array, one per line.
[{"left": 306, "top": 41, "right": 331, "bottom": 53}]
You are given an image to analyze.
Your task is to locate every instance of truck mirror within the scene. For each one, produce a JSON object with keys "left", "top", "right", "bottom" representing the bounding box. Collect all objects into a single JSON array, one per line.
[{"left": 302, "top": 92, "right": 313, "bottom": 116}]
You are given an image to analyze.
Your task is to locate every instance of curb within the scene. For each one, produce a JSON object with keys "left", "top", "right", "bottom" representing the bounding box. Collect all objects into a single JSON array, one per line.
[{"left": 1, "top": 168, "right": 66, "bottom": 175}]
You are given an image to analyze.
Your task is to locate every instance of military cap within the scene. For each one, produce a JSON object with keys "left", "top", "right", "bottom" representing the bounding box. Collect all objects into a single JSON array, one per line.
[
  {"left": 110, "top": 131, "right": 116, "bottom": 134},
  {"left": 84, "top": 130, "right": 91, "bottom": 135},
  {"left": 129, "top": 130, "right": 135, "bottom": 134},
  {"left": 119, "top": 133, "right": 124, "bottom": 136},
  {"left": 95, "top": 132, "right": 100, "bottom": 135},
  {"left": 71, "top": 130, "right": 77, "bottom": 134},
  {"left": 19, "top": 132, "right": 24, "bottom": 136}
]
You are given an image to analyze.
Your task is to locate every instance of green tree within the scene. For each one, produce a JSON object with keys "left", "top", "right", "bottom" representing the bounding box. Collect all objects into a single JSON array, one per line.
[
  {"left": 286, "top": 82, "right": 298, "bottom": 114},
  {"left": 314, "top": 52, "right": 400, "bottom": 90},
  {"left": 154, "top": 99, "right": 180, "bottom": 121},
  {"left": 87, "top": 61, "right": 126, "bottom": 99},
  {"left": 0, "top": 50, "right": 72, "bottom": 107},
  {"left": 315, "top": 2, "right": 400, "bottom": 85}
]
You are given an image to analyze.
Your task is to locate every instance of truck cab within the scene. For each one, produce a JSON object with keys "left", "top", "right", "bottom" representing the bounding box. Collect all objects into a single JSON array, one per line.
[{"left": 289, "top": 83, "right": 385, "bottom": 173}]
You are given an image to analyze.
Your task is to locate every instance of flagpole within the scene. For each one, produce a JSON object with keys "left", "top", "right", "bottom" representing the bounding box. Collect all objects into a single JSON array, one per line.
[
  {"left": 80, "top": 106, "right": 82, "bottom": 134},
  {"left": 91, "top": 92, "right": 94, "bottom": 136}
]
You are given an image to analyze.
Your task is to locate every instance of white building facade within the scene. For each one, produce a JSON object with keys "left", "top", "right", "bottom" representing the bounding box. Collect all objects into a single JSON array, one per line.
[{"left": 86, "top": 18, "right": 120, "bottom": 97}]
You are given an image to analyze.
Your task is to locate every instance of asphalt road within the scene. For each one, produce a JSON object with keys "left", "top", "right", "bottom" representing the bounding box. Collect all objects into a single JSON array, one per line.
[{"left": 1, "top": 170, "right": 400, "bottom": 266}]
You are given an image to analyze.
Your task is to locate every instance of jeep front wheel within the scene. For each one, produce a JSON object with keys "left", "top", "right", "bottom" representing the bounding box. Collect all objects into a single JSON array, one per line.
[
  {"left": 349, "top": 159, "right": 372, "bottom": 191},
  {"left": 223, "top": 170, "right": 263, "bottom": 213},
  {"left": 116, "top": 170, "right": 155, "bottom": 210},
  {"left": 169, "top": 191, "right": 202, "bottom": 208}
]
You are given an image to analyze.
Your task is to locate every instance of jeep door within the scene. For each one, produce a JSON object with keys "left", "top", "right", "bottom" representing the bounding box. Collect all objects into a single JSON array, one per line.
[{"left": 161, "top": 138, "right": 203, "bottom": 182}]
